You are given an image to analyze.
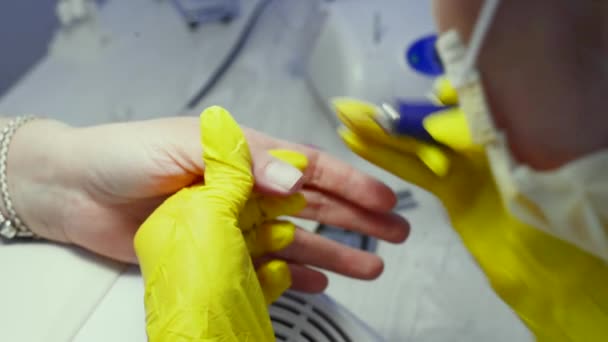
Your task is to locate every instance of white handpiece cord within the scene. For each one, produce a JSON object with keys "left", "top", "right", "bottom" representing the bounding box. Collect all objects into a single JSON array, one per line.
[{"left": 454, "top": 0, "right": 501, "bottom": 87}]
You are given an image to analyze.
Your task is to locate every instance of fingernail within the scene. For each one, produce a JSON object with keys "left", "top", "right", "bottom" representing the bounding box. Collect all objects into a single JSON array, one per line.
[{"left": 265, "top": 161, "right": 303, "bottom": 192}]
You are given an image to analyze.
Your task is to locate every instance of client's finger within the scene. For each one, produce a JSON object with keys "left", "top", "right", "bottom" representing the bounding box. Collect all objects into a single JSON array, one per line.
[
  {"left": 298, "top": 189, "right": 410, "bottom": 243},
  {"left": 288, "top": 264, "right": 329, "bottom": 293},
  {"left": 244, "top": 129, "right": 398, "bottom": 212},
  {"left": 275, "top": 229, "right": 384, "bottom": 280}
]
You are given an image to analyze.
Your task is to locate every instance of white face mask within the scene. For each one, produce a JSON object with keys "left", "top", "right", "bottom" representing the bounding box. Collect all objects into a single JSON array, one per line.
[{"left": 435, "top": 0, "right": 608, "bottom": 261}]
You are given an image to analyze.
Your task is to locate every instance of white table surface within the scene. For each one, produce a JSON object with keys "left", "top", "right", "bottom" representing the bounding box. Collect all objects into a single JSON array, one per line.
[{"left": 0, "top": 0, "right": 531, "bottom": 341}]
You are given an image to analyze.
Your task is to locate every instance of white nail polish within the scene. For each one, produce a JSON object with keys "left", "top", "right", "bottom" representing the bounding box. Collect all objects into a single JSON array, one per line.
[{"left": 265, "top": 161, "right": 303, "bottom": 192}]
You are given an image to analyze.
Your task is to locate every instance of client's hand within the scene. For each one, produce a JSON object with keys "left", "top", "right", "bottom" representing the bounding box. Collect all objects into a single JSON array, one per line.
[{"left": 11, "top": 113, "right": 408, "bottom": 294}]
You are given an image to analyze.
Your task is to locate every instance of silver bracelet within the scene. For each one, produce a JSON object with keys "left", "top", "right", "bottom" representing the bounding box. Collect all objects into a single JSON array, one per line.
[{"left": 0, "top": 116, "right": 39, "bottom": 240}]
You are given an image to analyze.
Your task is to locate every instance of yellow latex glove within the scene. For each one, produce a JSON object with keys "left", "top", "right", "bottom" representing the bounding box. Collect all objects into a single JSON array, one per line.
[
  {"left": 334, "top": 89, "right": 608, "bottom": 341},
  {"left": 134, "top": 106, "right": 307, "bottom": 341}
]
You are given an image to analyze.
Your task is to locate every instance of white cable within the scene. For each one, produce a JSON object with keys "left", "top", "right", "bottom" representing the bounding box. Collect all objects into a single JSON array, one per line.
[{"left": 456, "top": 0, "right": 501, "bottom": 85}]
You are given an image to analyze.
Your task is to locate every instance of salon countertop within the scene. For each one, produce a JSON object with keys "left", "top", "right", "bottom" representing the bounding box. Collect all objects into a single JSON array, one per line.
[{"left": 0, "top": 1, "right": 531, "bottom": 341}]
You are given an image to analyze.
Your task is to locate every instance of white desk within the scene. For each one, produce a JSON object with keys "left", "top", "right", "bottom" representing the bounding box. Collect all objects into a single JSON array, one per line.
[{"left": 0, "top": 1, "right": 531, "bottom": 341}]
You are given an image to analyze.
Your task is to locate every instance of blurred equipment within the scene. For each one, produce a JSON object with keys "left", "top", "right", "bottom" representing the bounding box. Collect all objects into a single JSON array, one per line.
[
  {"left": 306, "top": 0, "right": 437, "bottom": 126},
  {"left": 183, "top": 0, "right": 273, "bottom": 109},
  {"left": 171, "top": 0, "right": 241, "bottom": 27},
  {"left": 56, "top": 0, "right": 98, "bottom": 28},
  {"left": 270, "top": 291, "right": 383, "bottom": 342}
]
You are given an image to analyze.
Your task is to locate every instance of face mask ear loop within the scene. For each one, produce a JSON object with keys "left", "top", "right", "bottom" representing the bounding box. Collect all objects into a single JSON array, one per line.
[{"left": 454, "top": 0, "right": 501, "bottom": 87}]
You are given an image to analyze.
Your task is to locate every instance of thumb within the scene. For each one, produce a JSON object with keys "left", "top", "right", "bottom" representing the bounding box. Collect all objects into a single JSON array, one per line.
[{"left": 200, "top": 106, "right": 254, "bottom": 212}]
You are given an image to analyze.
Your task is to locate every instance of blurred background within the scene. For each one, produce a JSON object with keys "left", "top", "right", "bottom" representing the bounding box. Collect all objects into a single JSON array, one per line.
[
  {"left": 0, "top": 0, "right": 58, "bottom": 96},
  {"left": 0, "top": 1, "right": 532, "bottom": 341}
]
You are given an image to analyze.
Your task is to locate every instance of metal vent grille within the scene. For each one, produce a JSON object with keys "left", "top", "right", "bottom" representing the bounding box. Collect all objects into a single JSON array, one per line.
[{"left": 270, "top": 291, "right": 382, "bottom": 342}]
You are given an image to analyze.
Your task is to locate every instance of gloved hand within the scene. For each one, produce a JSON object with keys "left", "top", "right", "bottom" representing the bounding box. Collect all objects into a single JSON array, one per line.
[
  {"left": 334, "top": 81, "right": 608, "bottom": 341},
  {"left": 134, "top": 106, "right": 306, "bottom": 341}
]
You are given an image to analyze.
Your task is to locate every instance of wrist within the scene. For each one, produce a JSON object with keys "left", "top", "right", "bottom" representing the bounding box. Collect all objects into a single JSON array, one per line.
[{"left": 6, "top": 118, "right": 75, "bottom": 242}]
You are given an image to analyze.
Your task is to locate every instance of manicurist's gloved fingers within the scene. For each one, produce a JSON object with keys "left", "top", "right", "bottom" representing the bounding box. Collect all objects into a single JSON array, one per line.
[
  {"left": 337, "top": 126, "right": 437, "bottom": 191},
  {"left": 252, "top": 259, "right": 329, "bottom": 294},
  {"left": 430, "top": 76, "right": 459, "bottom": 105},
  {"left": 422, "top": 107, "right": 477, "bottom": 151},
  {"left": 238, "top": 149, "right": 307, "bottom": 233},
  {"left": 257, "top": 193, "right": 307, "bottom": 219},
  {"left": 245, "top": 220, "right": 297, "bottom": 259},
  {"left": 256, "top": 260, "right": 292, "bottom": 305},
  {"left": 238, "top": 192, "right": 306, "bottom": 234},
  {"left": 333, "top": 97, "right": 451, "bottom": 177},
  {"left": 135, "top": 106, "right": 276, "bottom": 341}
]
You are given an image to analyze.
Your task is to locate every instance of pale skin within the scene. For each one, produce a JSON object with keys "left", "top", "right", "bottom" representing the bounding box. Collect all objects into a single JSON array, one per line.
[{"left": 4, "top": 116, "right": 409, "bottom": 293}]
